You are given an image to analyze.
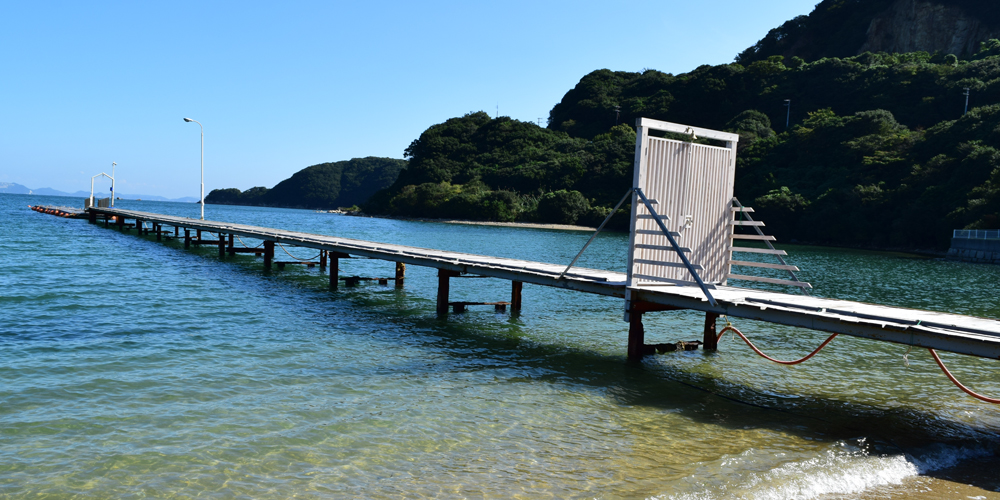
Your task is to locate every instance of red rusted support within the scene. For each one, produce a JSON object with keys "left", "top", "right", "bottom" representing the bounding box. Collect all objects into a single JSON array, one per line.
[
  {"left": 437, "top": 269, "right": 460, "bottom": 315},
  {"left": 184, "top": 229, "right": 191, "bottom": 248},
  {"left": 628, "top": 309, "right": 645, "bottom": 361},
  {"left": 263, "top": 240, "right": 274, "bottom": 270},
  {"left": 511, "top": 281, "right": 523, "bottom": 312},
  {"left": 395, "top": 262, "right": 405, "bottom": 287},
  {"left": 703, "top": 312, "right": 720, "bottom": 351},
  {"left": 227, "top": 234, "right": 235, "bottom": 255}
]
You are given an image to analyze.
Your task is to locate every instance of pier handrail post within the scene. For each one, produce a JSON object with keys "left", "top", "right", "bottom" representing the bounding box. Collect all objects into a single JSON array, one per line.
[{"left": 634, "top": 188, "right": 718, "bottom": 308}]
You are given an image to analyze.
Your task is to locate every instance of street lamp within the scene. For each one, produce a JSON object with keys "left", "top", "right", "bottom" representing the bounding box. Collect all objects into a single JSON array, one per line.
[
  {"left": 110, "top": 162, "right": 117, "bottom": 206},
  {"left": 963, "top": 87, "right": 971, "bottom": 115},
  {"left": 183, "top": 117, "right": 204, "bottom": 220}
]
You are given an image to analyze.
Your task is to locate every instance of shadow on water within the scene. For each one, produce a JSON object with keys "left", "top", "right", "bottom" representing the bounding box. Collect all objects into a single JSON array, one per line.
[{"left": 97, "top": 222, "right": 1000, "bottom": 489}]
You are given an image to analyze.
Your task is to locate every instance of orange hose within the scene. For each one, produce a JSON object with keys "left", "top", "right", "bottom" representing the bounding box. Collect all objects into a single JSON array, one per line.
[
  {"left": 717, "top": 325, "right": 838, "bottom": 365},
  {"left": 928, "top": 349, "right": 1000, "bottom": 404}
]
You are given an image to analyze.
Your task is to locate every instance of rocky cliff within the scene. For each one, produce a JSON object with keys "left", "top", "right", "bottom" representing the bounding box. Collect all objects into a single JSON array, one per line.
[
  {"left": 861, "top": 0, "right": 998, "bottom": 56},
  {"left": 736, "top": 0, "right": 1000, "bottom": 63}
]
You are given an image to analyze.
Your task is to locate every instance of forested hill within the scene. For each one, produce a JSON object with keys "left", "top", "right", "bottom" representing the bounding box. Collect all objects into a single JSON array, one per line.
[
  {"left": 367, "top": 40, "right": 1000, "bottom": 250},
  {"left": 206, "top": 157, "right": 406, "bottom": 210}
]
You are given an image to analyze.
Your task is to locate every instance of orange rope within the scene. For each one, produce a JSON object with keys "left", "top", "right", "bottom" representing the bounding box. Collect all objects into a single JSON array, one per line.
[
  {"left": 928, "top": 349, "right": 1000, "bottom": 404},
  {"left": 716, "top": 325, "right": 838, "bottom": 365}
]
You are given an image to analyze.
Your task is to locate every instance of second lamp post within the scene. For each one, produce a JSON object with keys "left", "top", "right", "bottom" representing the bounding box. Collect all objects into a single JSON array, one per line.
[{"left": 183, "top": 117, "right": 205, "bottom": 220}]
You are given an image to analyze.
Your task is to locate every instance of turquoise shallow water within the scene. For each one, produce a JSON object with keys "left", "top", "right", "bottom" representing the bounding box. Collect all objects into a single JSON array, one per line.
[{"left": 2, "top": 193, "right": 999, "bottom": 499}]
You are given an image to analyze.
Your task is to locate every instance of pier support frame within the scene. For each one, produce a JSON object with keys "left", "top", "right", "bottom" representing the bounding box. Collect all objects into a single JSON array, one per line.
[
  {"left": 89, "top": 211, "right": 97, "bottom": 224},
  {"left": 395, "top": 262, "right": 405, "bottom": 287},
  {"left": 218, "top": 234, "right": 226, "bottom": 258},
  {"left": 327, "top": 252, "right": 350, "bottom": 289},
  {"left": 627, "top": 301, "right": 683, "bottom": 361},
  {"left": 511, "top": 281, "right": 523, "bottom": 312},
  {"left": 319, "top": 250, "right": 326, "bottom": 271},
  {"left": 703, "top": 312, "right": 720, "bottom": 351},
  {"left": 184, "top": 229, "right": 191, "bottom": 248},
  {"left": 437, "top": 269, "right": 461, "bottom": 315},
  {"left": 228, "top": 234, "right": 235, "bottom": 255},
  {"left": 263, "top": 241, "right": 274, "bottom": 270},
  {"left": 156, "top": 224, "right": 162, "bottom": 241}
]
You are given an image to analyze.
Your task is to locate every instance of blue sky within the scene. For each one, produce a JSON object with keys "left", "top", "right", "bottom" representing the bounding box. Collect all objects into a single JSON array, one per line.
[{"left": 0, "top": 1, "right": 819, "bottom": 199}]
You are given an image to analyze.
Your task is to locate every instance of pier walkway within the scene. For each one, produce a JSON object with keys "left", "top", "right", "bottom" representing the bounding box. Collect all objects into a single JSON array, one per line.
[{"left": 85, "top": 207, "right": 1000, "bottom": 361}]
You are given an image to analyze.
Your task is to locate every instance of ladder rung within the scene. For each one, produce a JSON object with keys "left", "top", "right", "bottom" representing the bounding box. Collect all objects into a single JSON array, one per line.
[
  {"left": 637, "top": 214, "right": 673, "bottom": 220},
  {"left": 730, "top": 260, "right": 799, "bottom": 271},
  {"left": 727, "top": 274, "right": 811, "bottom": 288},
  {"left": 731, "top": 234, "right": 775, "bottom": 241},
  {"left": 731, "top": 220, "right": 765, "bottom": 226},
  {"left": 729, "top": 247, "right": 787, "bottom": 255},
  {"left": 636, "top": 244, "right": 691, "bottom": 253},
  {"left": 636, "top": 229, "right": 681, "bottom": 237},
  {"left": 635, "top": 259, "right": 704, "bottom": 271},
  {"left": 730, "top": 206, "right": 755, "bottom": 212}
]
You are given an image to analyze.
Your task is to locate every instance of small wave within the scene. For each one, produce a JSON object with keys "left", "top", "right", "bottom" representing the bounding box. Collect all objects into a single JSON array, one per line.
[{"left": 658, "top": 439, "right": 994, "bottom": 500}]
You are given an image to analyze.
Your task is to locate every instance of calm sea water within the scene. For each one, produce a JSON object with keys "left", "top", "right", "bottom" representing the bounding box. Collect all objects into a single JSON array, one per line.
[{"left": 2, "top": 193, "right": 999, "bottom": 499}]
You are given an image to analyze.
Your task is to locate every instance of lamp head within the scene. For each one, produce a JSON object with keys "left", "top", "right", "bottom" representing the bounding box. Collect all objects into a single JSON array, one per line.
[{"left": 183, "top": 117, "right": 193, "bottom": 122}]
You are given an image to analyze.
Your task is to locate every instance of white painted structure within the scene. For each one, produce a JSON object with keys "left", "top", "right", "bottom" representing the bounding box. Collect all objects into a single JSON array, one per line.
[{"left": 626, "top": 118, "right": 740, "bottom": 288}]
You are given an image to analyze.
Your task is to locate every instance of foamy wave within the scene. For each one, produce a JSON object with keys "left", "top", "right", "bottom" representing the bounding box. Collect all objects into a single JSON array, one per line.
[{"left": 656, "top": 440, "right": 994, "bottom": 500}]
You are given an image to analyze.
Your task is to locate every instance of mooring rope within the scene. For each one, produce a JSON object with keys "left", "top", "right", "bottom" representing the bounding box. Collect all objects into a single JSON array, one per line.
[
  {"left": 928, "top": 349, "right": 1000, "bottom": 404},
  {"left": 717, "top": 324, "right": 838, "bottom": 365},
  {"left": 236, "top": 235, "right": 263, "bottom": 249},
  {"left": 277, "top": 242, "right": 321, "bottom": 262}
]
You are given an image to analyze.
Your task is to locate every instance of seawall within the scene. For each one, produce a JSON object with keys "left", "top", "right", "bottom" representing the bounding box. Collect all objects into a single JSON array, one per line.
[{"left": 947, "top": 237, "right": 1000, "bottom": 264}]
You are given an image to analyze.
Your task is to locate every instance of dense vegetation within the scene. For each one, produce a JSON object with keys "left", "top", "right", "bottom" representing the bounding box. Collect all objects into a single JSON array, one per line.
[
  {"left": 206, "top": 157, "right": 406, "bottom": 210},
  {"left": 363, "top": 112, "right": 636, "bottom": 226}
]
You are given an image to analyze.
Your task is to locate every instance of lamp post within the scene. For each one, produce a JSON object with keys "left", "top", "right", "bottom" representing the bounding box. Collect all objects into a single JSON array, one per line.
[
  {"left": 784, "top": 99, "right": 791, "bottom": 129},
  {"left": 963, "top": 87, "right": 970, "bottom": 115},
  {"left": 183, "top": 117, "right": 204, "bottom": 220},
  {"left": 110, "top": 162, "right": 117, "bottom": 206}
]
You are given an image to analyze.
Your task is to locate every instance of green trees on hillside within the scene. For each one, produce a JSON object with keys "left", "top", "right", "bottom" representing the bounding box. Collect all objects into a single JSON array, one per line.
[
  {"left": 364, "top": 113, "right": 635, "bottom": 225},
  {"left": 206, "top": 157, "right": 406, "bottom": 210}
]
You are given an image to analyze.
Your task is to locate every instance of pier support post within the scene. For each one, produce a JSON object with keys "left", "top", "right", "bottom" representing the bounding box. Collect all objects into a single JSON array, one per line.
[
  {"left": 263, "top": 241, "right": 274, "bottom": 270},
  {"left": 174, "top": 226, "right": 179, "bottom": 237},
  {"left": 156, "top": 224, "right": 162, "bottom": 241},
  {"left": 228, "top": 234, "right": 234, "bottom": 255},
  {"left": 703, "top": 312, "right": 720, "bottom": 351},
  {"left": 104, "top": 215, "right": 109, "bottom": 227},
  {"left": 437, "top": 269, "right": 460, "bottom": 315},
  {"left": 329, "top": 253, "right": 339, "bottom": 289},
  {"left": 197, "top": 229, "right": 202, "bottom": 242},
  {"left": 184, "top": 229, "right": 191, "bottom": 249},
  {"left": 117, "top": 216, "right": 124, "bottom": 231},
  {"left": 511, "top": 281, "right": 523, "bottom": 312},
  {"left": 218, "top": 234, "right": 226, "bottom": 258},
  {"left": 88, "top": 211, "right": 96, "bottom": 224},
  {"left": 319, "top": 250, "right": 326, "bottom": 271},
  {"left": 395, "top": 262, "right": 405, "bottom": 287},
  {"left": 628, "top": 310, "right": 646, "bottom": 362}
]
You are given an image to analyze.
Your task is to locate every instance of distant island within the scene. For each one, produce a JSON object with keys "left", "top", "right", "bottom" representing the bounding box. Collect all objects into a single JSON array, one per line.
[{"left": 0, "top": 182, "right": 199, "bottom": 203}]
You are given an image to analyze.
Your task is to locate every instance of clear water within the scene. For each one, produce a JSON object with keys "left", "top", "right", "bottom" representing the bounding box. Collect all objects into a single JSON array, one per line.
[{"left": 2, "top": 193, "right": 999, "bottom": 499}]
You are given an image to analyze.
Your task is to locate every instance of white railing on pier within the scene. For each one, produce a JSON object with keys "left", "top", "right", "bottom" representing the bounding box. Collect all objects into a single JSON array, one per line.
[{"left": 953, "top": 229, "right": 1000, "bottom": 239}]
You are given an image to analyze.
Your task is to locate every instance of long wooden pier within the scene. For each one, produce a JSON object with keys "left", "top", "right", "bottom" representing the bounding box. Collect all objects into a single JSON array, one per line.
[{"left": 81, "top": 207, "right": 1000, "bottom": 362}]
